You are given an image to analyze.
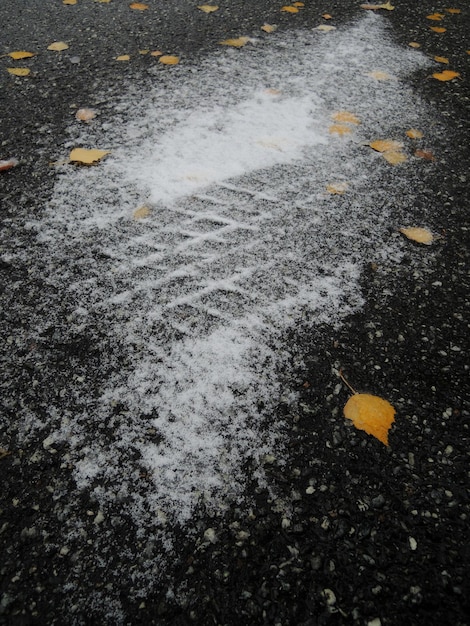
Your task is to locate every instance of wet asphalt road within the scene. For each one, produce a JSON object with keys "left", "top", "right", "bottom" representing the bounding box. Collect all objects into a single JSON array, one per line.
[{"left": 1, "top": 1, "right": 469, "bottom": 625}]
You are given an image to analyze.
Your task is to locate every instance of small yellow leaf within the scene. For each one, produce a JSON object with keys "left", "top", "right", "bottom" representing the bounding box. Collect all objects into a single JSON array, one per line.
[
  {"left": 63, "top": 0, "right": 77, "bottom": 4},
  {"left": 280, "top": 6, "right": 299, "bottom": 13},
  {"left": 408, "top": 41, "right": 421, "bottom": 48},
  {"left": 150, "top": 50, "right": 163, "bottom": 56},
  {"left": 116, "top": 54, "right": 130, "bottom": 61},
  {"left": 360, "top": 2, "right": 394, "bottom": 10},
  {"left": 159, "top": 55, "right": 180, "bottom": 65},
  {"left": 219, "top": 36, "right": 251, "bottom": 48},
  {"left": 197, "top": 4, "right": 219, "bottom": 12},
  {"left": 369, "top": 139, "right": 403, "bottom": 153},
  {"left": 293, "top": 1, "right": 305, "bottom": 5},
  {"left": 406, "top": 128, "right": 423, "bottom": 139},
  {"left": 434, "top": 55, "right": 449, "bottom": 64},
  {"left": 344, "top": 393, "right": 396, "bottom": 446},
  {"left": 94, "top": 0, "right": 111, "bottom": 3},
  {"left": 445, "top": 8, "right": 461, "bottom": 13},
  {"left": 382, "top": 150, "right": 407, "bottom": 165},
  {"left": 133, "top": 205, "right": 151, "bottom": 219},
  {"left": 139, "top": 49, "right": 149, "bottom": 55},
  {"left": 399, "top": 226, "right": 434, "bottom": 245},
  {"left": 7, "top": 67, "right": 31, "bottom": 76},
  {"left": 261, "top": 24, "right": 278, "bottom": 33},
  {"left": 130, "top": 2, "right": 148, "bottom": 9},
  {"left": 327, "top": 182, "right": 348, "bottom": 195},
  {"left": 69, "top": 148, "right": 110, "bottom": 165},
  {"left": 322, "top": 13, "right": 333, "bottom": 19},
  {"left": 315, "top": 25, "right": 336, "bottom": 32},
  {"left": 432, "top": 69, "right": 460, "bottom": 81},
  {"left": 8, "top": 51, "right": 35, "bottom": 59},
  {"left": 426, "top": 12, "right": 445, "bottom": 20},
  {"left": 367, "top": 70, "right": 393, "bottom": 80},
  {"left": 430, "top": 26, "right": 447, "bottom": 33},
  {"left": 47, "top": 41, "right": 69, "bottom": 51},
  {"left": 75, "top": 108, "right": 97, "bottom": 121},
  {"left": 329, "top": 124, "right": 352, "bottom": 136},
  {"left": 331, "top": 111, "right": 360, "bottom": 125}
]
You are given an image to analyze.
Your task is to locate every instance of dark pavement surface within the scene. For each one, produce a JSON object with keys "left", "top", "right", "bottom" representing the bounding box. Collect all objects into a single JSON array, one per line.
[{"left": 1, "top": 1, "right": 469, "bottom": 624}]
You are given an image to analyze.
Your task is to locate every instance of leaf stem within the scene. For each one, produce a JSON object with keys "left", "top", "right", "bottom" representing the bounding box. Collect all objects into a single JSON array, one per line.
[{"left": 338, "top": 369, "right": 357, "bottom": 395}]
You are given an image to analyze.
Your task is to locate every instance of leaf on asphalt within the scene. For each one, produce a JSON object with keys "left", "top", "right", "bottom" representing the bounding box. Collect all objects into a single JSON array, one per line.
[
  {"left": 280, "top": 6, "right": 299, "bottom": 13},
  {"left": 366, "top": 70, "right": 393, "bottom": 80},
  {"left": 197, "top": 5, "right": 219, "bottom": 13},
  {"left": 329, "top": 124, "right": 353, "bottom": 135},
  {"left": 94, "top": 0, "right": 111, "bottom": 2},
  {"left": 261, "top": 24, "right": 278, "bottom": 33},
  {"left": 116, "top": 54, "right": 130, "bottom": 61},
  {"left": 322, "top": 13, "right": 333, "bottom": 19},
  {"left": 293, "top": 2, "right": 305, "bottom": 5},
  {"left": 433, "top": 69, "right": 460, "bottom": 81},
  {"left": 399, "top": 226, "right": 434, "bottom": 245},
  {"left": 430, "top": 26, "right": 447, "bottom": 33},
  {"left": 408, "top": 42, "right": 421, "bottom": 48},
  {"left": 344, "top": 393, "right": 396, "bottom": 446},
  {"left": 76, "top": 108, "right": 97, "bottom": 121},
  {"left": 69, "top": 148, "right": 110, "bottom": 165},
  {"left": 445, "top": 8, "right": 461, "bottom": 13},
  {"left": 426, "top": 12, "right": 445, "bottom": 20},
  {"left": 369, "top": 139, "right": 403, "bottom": 152},
  {"left": 139, "top": 49, "right": 149, "bottom": 54},
  {"left": 360, "top": 2, "right": 394, "bottom": 10},
  {"left": 415, "top": 148, "right": 435, "bottom": 161},
  {"left": 63, "top": 0, "right": 77, "bottom": 5},
  {"left": 434, "top": 55, "right": 449, "bottom": 64},
  {"left": 406, "top": 128, "right": 423, "bottom": 139},
  {"left": 331, "top": 111, "right": 360, "bottom": 125},
  {"left": 219, "top": 36, "right": 251, "bottom": 48},
  {"left": 133, "top": 205, "right": 151, "bottom": 219},
  {"left": 159, "top": 55, "right": 180, "bottom": 65},
  {"left": 8, "top": 51, "right": 35, "bottom": 59},
  {"left": 0, "top": 158, "right": 19, "bottom": 171},
  {"left": 47, "top": 41, "right": 69, "bottom": 51},
  {"left": 327, "top": 182, "right": 348, "bottom": 195},
  {"left": 7, "top": 67, "right": 31, "bottom": 76},
  {"left": 130, "top": 2, "right": 148, "bottom": 10},
  {"left": 315, "top": 25, "right": 336, "bottom": 32},
  {"left": 150, "top": 50, "right": 163, "bottom": 56}
]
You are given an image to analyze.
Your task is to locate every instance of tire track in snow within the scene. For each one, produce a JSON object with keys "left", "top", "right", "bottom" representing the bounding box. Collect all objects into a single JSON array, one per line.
[{"left": 28, "top": 16, "right": 433, "bottom": 528}]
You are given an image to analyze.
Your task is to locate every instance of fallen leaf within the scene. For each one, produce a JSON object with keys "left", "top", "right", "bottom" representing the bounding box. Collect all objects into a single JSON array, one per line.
[
  {"left": 426, "top": 12, "right": 445, "bottom": 20},
  {"left": 434, "top": 55, "right": 449, "bottom": 64},
  {"left": 331, "top": 111, "right": 360, "bottom": 125},
  {"left": 75, "top": 108, "right": 97, "bottom": 121},
  {"left": 133, "top": 205, "right": 151, "bottom": 219},
  {"left": 408, "top": 41, "right": 421, "bottom": 48},
  {"left": 139, "top": 49, "right": 149, "bottom": 54},
  {"left": 399, "top": 226, "right": 434, "bottom": 245},
  {"left": 367, "top": 70, "right": 393, "bottom": 80},
  {"left": 344, "top": 393, "right": 396, "bottom": 446},
  {"left": 150, "top": 50, "right": 163, "bottom": 56},
  {"left": 280, "top": 6, "right": 299, "bottom": 13},
  {"left": 322, "top": 13, "right": 332, "bottom": 19},
  {"left": 0, "top": 158, "right": 19, "bottom": 171},
  {"left": 7, "top": 67, "right": 31, "bottom": 76},
  {"left": 265, "top": 88, "right": 282, "bottom": 95},
  {"left": 369, "top": 139, "right": 403, "bottom": 152},
  {"left": 360, "top": 2, "right": 394, "bottom": 10},
  {"left": 47, "top": 41, "right": 69, "bottom": 51},
  {"left": 159, "top": 55, "right": 180, "bottom": 65},
  {"left": 197, "top": 4, "right": 219, "bottom": 12},
  {"left": 327, "top": 182, "right": 348, "bottom": 194},
  {"left": 95, "top": 0, "right": 112, "bottom": 3},
  {"left": 415, "top": 148, "right": 435, "bottom": 161},
  {"left": 219, "top": 36, "right": 251, "bottom": 48},
  {"left": 406, "top": 128, "right": 423, "bottom": 139},
  {"left": 329, "top": 124, "right": 353, "bottom": 135},
  {"left": 116, "top": 54, "right": 130, "bottom": 61},
  {"left": 293, "top": 1, "right": 305, "bottom": 5},
  {"left": 430, "top": 26, "right": 447, "bottom": 33},
  {"left": 261, "top": 24, "right": 278, "bottom": 33},
  {"left": 315, "top": 25, "right": 336, "bottom": 32},
  {"left": 69, "top": 148, "right": 110, "bottom": 165},
  {"left": 383, "top": 150, "right": 407, "bottom": 165},
  {"left": 129, "top": 2, "right": 148, "bottom": 9},
  {"left": 432, "top": 69, "right": 460, "bottom": 81},
  {"left": 8, "top": 51, "right": 35, "bottom": 59},
  {"left": 445, "top": 8, "right": 461, "bottom": 13},
  {"left": 63, "top": 0, "right": 77, "bottom": 4}
]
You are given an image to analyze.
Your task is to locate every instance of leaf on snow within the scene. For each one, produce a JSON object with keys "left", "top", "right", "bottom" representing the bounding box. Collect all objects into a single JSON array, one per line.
[
  {"left": 408, "top": 42, "right": 421, "bottom": 48},
  {"left": 47, "top": 41, "right": 69, "bottom": 51},
  {"left": 159, "top": 55, "right": 180, "bottom": 65},
  {"left": 445, "top": 8, "right": 461, "bottom": 14},
  {"left": 75, "top": 108, "right": 97, "bottom": 121},
  {"left": 329, "top": 124, "right": 353, "bottom": 135},
  {"left": 69, "top": 148, "right": 110, "bottom": 165},
  {"left": 7, "top": 67, "right": 31, "bottom": 76},
  {"left": 360, "top": 2, "right": 394, "bottom": 10},
  {"left": 8, "top": 51, "right": 35, "bottom": 59},
  {"left": 133, "top": 205, "right": 151, "bottom": 219},
  {"left": 261, "top": 24, "right": 278, "bottom": 33},
  {"left": 366, "top": 70, "right": 394, "bottom": 80},
  {"left": 116, "top": 54, "right": 130, "bottom": 61},
  {"left": 406, "top": 128, "right": 423, "bottom": 139},
  {"left": 344, "top": 393, "right": 396, "bottom": 446},
  {"left": 315, "top": 25, "right": 336, "bottom": 32},
  {"left": 369, "top": 139, "right": 403, "bottom": 152},
  {"left": 326, "top": 182, "right": 348, "bottom": 195},
  {"left": 432, "top": 69, "right": 460, "bottom": 81},
  {"left": 331, "top": 111, "right": 360, "bottom": 125},
  {"left": 63, "top": 0, "right": 77, "bottom": 5},
  {"left": 280, "top": 6, "right": 299, "bottom": 13},
  {"left": 415, "top": 148, "right": 435, "bottom": 161},
  {"left": 0, "top": 158, "right": 19, "bottom": 171},
  {"left": 219, "top": 37, "right": 252, "bottom": 48},
  {"left": 399, "top": 226, "right": 434, "bottom": 245},
  {"left": 383, "top": 150, "right": 407, "bottom": 164}
]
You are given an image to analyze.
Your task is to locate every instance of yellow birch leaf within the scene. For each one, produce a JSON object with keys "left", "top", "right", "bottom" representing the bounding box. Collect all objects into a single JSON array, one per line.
[
  {"left": 322, "top": 13, "right": 333, "bottom": 19},
  {"left": 139, "top": 49, "right": 150, "bottom": 55},
  {"left": 369, "top": 139, "right": 403, "bottom": 153},
  {"left": 408, "top": 41, "right": 421, "bottom": 48},
  {"left": 426, "top": 12, "right": 445, "bottom": 20},
  {"left": 280, "top": 6, "right": 299, "bottom": 13},
  {"left": 406, "top": 128, "right": 423, "bottom": 139},
  {"left": 95, "top": 0, "right": 111, "bottom": 3},
  {"left": 434, "top": 55, "right": 449, "bottom": 64},
  {"left": 47, "top": 41, "right": 69, "bottom": 51},
  {"left": 116, "top": 54, "right": 130, "bottom": 61},
  {"left": 326, "top": 182, "right": 348, "bottom": 195},
  {"left": 69, "top": 148, "right": 110, "bottom": 165},
  {"left": 63, "top": 0, "right": 77, "bottom": 4},
  {"left": 399, "top": 226, "right": 434, "bottom": 245},
  {"left": 383, "top": 150, "right": 407, "bottom": 165},
  {"left": 261, "top": 24, "right": 278, "bottom": 33},
  {"left": 75, "top": 108, "right": 97, "bottom": 121},
  {"left": 432, "top": 69, "right": 460, "bottom": 81},
  {"left": 315, "top": 25, "right": 336, "bottom": 32},
  {"left": 293, "top": 2, "right": 305, "bottom": 6},
  {"left": 8, "top": 51, "right": 35, "bottom": 59},
  {"left": 445, "top": 8, "right": 461, "bottom": 13},
  {"left": 219, "top": 36, "right": 251, "bottom": 47},
  {"left": 331, "top": 111, "right": 360, "bottom": 125},
  {"left": 344, "top": 393, "right": 395, "bottom": 446},
  {"left": 150, "top": 50, "right": 163, "bottom": 56},
  {"left": 360, "top": 2, "right": 394, "bottom": 10},
  {"left": 130, "top": 2, "right": 148, "bottom": 9},
  {"left": 133, "top": 205, "right": 151, "bottom": 219},
  {"left": 430, "top": 26, "right": 447, "bottom": 33},
  {"left": 197, "top": 5, "right": 219, "bottom": 12},
  {"left": 329, "top": 124, "right": 352, "bottom": 135},
  {"left": 367, "top": 70, "right": 393, "bottom": 80},
  {"left": 159, "top": 55, "right": 180, "bottom": 65},
  {"left": 7, "top": 67, "right": 31, "bottom": 76}
]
